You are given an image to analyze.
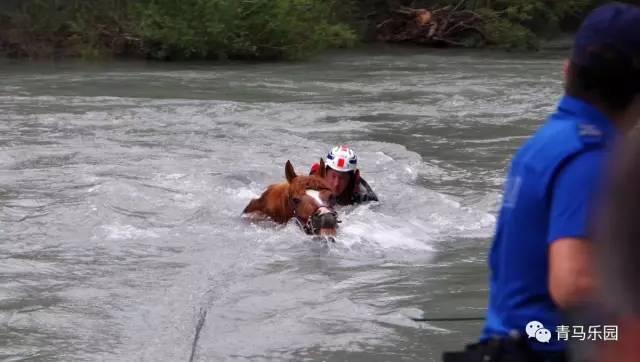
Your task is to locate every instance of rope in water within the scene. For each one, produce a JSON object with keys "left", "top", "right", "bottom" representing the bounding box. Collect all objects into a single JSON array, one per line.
[{"left": 188, "top": 307, "right": 208, "bottom": 362}]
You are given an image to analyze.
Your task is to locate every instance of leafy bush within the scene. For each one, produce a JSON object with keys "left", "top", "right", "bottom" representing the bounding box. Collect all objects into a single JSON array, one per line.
[
  {"left": 1, "top": 0, "right": 635, "bottom": 58},
  {"left": 0, "top": 0, "right": 139, "bottom": 58},
  {"left": 0, "top": 0, "right": 357, "bottom": 60},
  {"left": 476, "top": 8, "right": 538, "bottom": 50},
  {"left": 137, "top": 0, "right": 356, "bottom": 60}
]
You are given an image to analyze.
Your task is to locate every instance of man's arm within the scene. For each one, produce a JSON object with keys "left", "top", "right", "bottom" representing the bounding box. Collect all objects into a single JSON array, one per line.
[
  {"left": 549, "top": 237, "right": 595, "bottom": 309},
  {"left": 356, "top": 177, "right": 378, "bottom": 202},
  {"left": 547, "top": 151, "right": 604, "bottom": 309}
]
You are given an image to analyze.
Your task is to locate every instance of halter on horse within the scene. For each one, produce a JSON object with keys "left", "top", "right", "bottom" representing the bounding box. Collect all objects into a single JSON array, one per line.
[{"left": 292, "top": 189, "right": 339, "bottom": 236}]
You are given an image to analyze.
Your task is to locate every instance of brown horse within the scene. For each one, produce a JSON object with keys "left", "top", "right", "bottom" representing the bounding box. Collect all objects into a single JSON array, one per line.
[{"left": 242, "top": 159, "right": 339, "bottom": 236}]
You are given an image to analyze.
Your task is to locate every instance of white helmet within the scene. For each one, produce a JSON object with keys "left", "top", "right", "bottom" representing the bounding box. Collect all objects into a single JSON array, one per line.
[{"left": 326, "top": 145, "right": 357, "bottom": 172}]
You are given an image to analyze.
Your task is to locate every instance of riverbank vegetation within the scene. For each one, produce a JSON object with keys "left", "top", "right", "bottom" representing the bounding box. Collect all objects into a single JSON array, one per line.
[{"left": 0, "top": 0, "right": 633, "bottom": 60}]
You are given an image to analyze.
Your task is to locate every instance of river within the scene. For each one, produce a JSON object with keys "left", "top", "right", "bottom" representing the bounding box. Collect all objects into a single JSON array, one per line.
[{"left": 0, "top": 47, "right": 565, "bottom": 361}]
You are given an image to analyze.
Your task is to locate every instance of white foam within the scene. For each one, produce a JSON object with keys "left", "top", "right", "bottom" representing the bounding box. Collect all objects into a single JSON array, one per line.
[
  {"left": 236, "top": 188, "right": 260, "bottom": 199},
  {"left": 97, "top": 223, "right": 160, "bottom": 241}
]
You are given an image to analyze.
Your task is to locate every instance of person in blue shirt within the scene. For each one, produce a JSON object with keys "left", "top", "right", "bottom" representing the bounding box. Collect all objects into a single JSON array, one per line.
[{"left": 444, "top": 3, "right": 640, "bottom": 362}]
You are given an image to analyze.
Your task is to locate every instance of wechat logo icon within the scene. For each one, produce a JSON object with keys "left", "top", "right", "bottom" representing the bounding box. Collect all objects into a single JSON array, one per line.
[{"left": 526, "top": 321, "right": 552, "bottom": 343}]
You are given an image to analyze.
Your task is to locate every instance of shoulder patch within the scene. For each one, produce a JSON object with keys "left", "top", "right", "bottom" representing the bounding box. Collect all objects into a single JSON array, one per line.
[{"left": 577, "top": 123, "right": 604, "bottom": 144}]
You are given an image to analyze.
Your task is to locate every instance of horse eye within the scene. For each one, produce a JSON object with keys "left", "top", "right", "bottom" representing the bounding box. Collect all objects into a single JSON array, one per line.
[{"left": 292, "top": 197, "right": 301, "bottom": 205}]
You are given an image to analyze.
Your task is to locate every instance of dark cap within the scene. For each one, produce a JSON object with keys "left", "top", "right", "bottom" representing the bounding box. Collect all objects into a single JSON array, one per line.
[{"left": 572, "top": 2, "right": 640, "bottom": 70}]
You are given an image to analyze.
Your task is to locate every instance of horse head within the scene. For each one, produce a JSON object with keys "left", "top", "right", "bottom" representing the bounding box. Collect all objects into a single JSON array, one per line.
[
  {"left": 242, "top": 159, "right": 339, "bottom": 237},
  {"left": 285, "top": 159, "right": 339, "bottom": 236}
]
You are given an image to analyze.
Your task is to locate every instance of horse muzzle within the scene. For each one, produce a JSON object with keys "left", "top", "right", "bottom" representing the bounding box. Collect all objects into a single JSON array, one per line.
[{"left": 308, "top": 207, "right": 339, "bottom": 236}]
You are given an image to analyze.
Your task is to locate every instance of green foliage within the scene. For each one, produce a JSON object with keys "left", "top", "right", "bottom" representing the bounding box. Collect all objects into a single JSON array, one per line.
[
  {"left": 137, "top": 0, "right": 356, "bottom": 60},
  {"left": 484, "top": 17, "right": 539, "bottom": 50},
  {"left": 490, "top": 0, "right": 592, "bottom": 36},
  {"left": 0, "top": 0, "right": 139, "bottom": 58},
  {"left": 0, "top": 0, "right": 357, "bottom": 60},
  {"left": 0, "top": 0, "right": 634, "bottom": 58}
]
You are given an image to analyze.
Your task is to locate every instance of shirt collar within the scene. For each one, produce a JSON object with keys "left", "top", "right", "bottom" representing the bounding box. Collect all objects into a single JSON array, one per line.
[{"left": 556, "top": 95, "right": 618, "bottom": 141}]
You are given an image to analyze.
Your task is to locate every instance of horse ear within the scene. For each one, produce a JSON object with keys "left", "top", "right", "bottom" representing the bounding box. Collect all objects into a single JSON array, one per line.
[
  {"left": 285, "top": 160, "right": 297, "bottom": 183},
  {"left": 318, "top": 158, "right": 326, "bottom": 178}
]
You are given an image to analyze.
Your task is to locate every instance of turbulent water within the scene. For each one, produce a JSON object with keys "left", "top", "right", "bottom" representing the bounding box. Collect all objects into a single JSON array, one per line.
[{"left": 0, "top": 48, "right": 565, "bottom": 361}]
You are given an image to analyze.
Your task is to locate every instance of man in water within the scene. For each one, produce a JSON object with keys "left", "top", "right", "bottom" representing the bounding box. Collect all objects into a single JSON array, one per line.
[
  {"left": 444, "top": 3, "right": 640, "bottom": 361},
  {"left": 309, "top": 145, "right": 378, "bottom": 205}
]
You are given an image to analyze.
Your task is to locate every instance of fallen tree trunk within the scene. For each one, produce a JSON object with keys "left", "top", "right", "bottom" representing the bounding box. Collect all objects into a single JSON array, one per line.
[{"left": 376, "top": 4, "right": 487, "bottom": 48}]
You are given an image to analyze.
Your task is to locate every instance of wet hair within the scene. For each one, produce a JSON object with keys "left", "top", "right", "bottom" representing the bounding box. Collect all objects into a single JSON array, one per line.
[
  {"left": 597, "top": 128, "right": 640, "bottom": 316},
  {"left": 565, "top": 51, "right": 640, "bottom": 111}
]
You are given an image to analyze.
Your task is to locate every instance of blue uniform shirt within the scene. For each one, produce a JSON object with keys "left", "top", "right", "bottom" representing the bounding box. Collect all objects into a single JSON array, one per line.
[{"left": 481, "top": 96, "right": 617, "bottom": 351}]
